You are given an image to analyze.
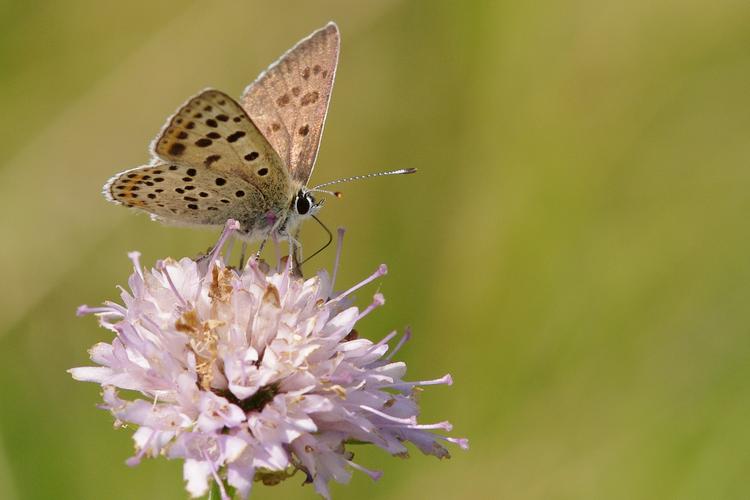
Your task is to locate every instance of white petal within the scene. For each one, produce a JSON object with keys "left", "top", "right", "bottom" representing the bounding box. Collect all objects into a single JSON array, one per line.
[
  {"left": 68, "top": 366, "right": 114, "bottom": 383},
  {"left": 183, "top": 459, "right": 212, "bottom": 498}
]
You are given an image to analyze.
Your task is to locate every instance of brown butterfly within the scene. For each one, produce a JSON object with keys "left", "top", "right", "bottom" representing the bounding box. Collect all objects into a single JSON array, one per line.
[{"left": 104, "top": 22, "right": 413, "bottom": 252}]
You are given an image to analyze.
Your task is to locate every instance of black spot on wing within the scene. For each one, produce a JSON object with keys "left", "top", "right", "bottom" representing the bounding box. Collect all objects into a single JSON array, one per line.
[
  {"left": 226, "top": 131, "right": 246, "bottom": 143},
  {"left": 168, "top": 143, "right": 186, "bottom": 156}
]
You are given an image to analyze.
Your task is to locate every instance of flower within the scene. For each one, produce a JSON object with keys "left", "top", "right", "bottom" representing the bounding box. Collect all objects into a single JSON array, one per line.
[{"left": 71, "top": 220, "right": 468, "bottom": 499}]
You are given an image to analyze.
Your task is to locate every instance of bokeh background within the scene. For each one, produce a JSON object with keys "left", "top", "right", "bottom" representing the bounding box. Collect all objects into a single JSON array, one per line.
[{"left": 2, "top": 0, "right": 750, "bottom": 498}]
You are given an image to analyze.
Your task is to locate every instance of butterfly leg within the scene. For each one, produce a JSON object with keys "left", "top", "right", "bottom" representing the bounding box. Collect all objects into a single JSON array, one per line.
[
  {"left": 239, "top": 242, "right": 248, "bottom": 269},
  {"left": 254, "top": 237, "right": 269, "bottom": 262},
  {"left": 223, "top": 236, "right": 236, "bottom": 266},
  {"left": 271, "top": 233, "right": 282, "bottom": 271},
  {"left": 288, "top": 231, "right": 303, "bottom": 277}
]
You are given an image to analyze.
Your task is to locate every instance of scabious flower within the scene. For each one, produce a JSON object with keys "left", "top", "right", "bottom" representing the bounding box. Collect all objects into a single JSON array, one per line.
[{"left": 71, "top": 220, "right": 467, "bottom": 499}]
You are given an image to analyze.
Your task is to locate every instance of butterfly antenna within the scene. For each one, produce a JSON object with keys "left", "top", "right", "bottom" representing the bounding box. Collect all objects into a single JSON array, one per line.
[
  {"left": 301, "top": 215, "right": 334, "bottom": 265},
  {"left": 308, "top": 188, "right": 342, "bottom": 198},
  {"left": 311, "top": 168, "right": 417, "bottom": 192}
]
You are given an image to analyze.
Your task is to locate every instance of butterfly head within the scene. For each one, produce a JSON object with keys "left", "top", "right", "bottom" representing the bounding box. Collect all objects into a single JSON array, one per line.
[
  {"left": 278, "top": 189, "right": 322, "bottom": 239},
  {"left": 292, "top": 189, "right": 322, "bottom": 217}
]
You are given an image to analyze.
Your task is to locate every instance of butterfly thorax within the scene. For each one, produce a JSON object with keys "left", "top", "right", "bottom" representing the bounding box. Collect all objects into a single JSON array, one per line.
[{"left": 235, "top": 179, "right": 307, "bottom": 241}]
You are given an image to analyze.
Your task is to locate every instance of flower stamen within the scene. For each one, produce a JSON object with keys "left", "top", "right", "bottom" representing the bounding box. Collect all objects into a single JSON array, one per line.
[
  {"left": 128, "top": 251, "right": 143, "bottom": 279},
  {"left": 329, "top": 264, "right": 387, "bottom": 304},
  {"left": 358, "top": 405, "right": 417, "bottom": 424},
  {"left": 202, "top": 451, "right": 230, "bottom": 500},
  {"left": 76, "top": 305, "right": 123, "bottom": 317},
  {"left": 357, "top": 293, "right": 385, "bottom": 321},
  {"left": 347, "top": 460, "right": 383, "bottom": 481},
  {"left": 157, "top": 260, "right": 187, "bottom": 308},
  {"left": 386, "top": 327, "right": 412, "bottom": 360}
]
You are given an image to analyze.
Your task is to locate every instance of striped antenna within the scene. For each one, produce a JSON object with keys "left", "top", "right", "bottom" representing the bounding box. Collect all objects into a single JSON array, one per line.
[{"left": 310, "top": 168, "right": 417, "bottom": 191}]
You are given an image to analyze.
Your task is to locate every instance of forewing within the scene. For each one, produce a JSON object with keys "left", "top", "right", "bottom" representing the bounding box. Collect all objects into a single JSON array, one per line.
[
  {"left": 103, "top": 163, "right": 266, "bottom": 227},
  {"left": 152, "top": 89, "right": 291, "bottom": 205},
  {"left": 241, "top": 22, "right": 339, "bottom": 185}
]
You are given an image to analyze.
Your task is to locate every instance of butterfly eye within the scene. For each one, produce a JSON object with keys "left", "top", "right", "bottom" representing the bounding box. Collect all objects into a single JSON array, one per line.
[{"left": 295, "top": 192, "right": 312, "bottom": 215}]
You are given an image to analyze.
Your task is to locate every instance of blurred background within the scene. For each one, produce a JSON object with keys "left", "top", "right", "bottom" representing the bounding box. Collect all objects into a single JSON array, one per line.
[{"left": 2, "top": 0, "right": 750, "bottom": 498}]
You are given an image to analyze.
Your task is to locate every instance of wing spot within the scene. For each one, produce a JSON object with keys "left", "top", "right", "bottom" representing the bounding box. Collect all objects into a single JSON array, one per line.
[
  {"left": 322, "top": 70, "right": 328, "bottom": 78},
  {"left": 216, "top": 114, "right": 229, "bottom": 122},
  {"left": 233, "top": 116, "right": 243, "bottom": 122},
  {"left": 147, "top": 193, "right": 156, "bottom": 199},
  {"left": 199, "top": 192, "right": 209, "bottom": 198},
  {"left": 245, "top": 152, "right": 259, "bottom": 161},
  {"left": 155, "top": 189, "right": 164, "bottom": 193},
  {"left": 175, "top": 118, "right": 183, "bottom": 124},
  {"left": 127, "top": 173, "right": 137, "bottom": 178},
  {"left": 291, "top": 86, "right": 301, "bottom": 97},
  {"left": 208, "top": 206, "right": 219, "bottom": 211},
  {"left": 204, "top": 154, "right": 221, "bottom": 167},
  {"left": 302, "top": 67, "right": 311, "bottom": 80},
  {"left": 157, "top": 203, "right": 165, "bottom": 208},
  {"left": 186, "top": 122, "right": 195, "bottom": 129},
  {"left": 194, "top": 112, "right": 203, "bottom": 119},
  {"left": 186, "top": 168, "right": 197, "bottom": 176},
  {"left": 153, "top": 170, "right": 163, "bottom": 174},
  {"left": 177, "top": 131, "right": 188, "bottom": 139},
  {"left": 299, "top": 124, "right": 309, "bottom": 136},
  {"left": 182, "top": 177, "right": 193, "bottom": 182},
  {"left": 131, "top": 186, "right": 140, "bottom": 191},
  {"left": 226, "top": 131, "right": 246, "bottom": 143},
  {"left": 207, "top": 132, "right": 221, "bottom": 139},
  {"left": 203, "top": 105, "right": 213, "bottom": 111},
  {"left": 145, "top": 181, "right": 154, "bottom": 186},
  {"left": 169, "top": 166, "right": 179, "bottom": 171},
  {"left": 300, "top": 91, "right": 319, "bottom": 106},
  {"left": 218, "top": 99, "right": 226, "bottom": 105},
  {"left": 215, "top": 178, "right": 226, "bottom": 186},
  {"left": 313, "top": 64, "right": 321, "bottom": 74},
  {"left": 184, "top": 196, "right": 198, "bottom": 202},
  {"left": 220, "top": 199, "right": 230, "bottom": 204},
  {"left": 206, "top": 119, "right": 218, "bottom": 128},
  {"left": 187, "top": 204, "right": 198, "bottom": 210},
  {"left": 184, "top": 185, "right": 195, "bottom": 191},
  {"left": 271, "top": 123, "right": 281, "bottom": 132},
  {"left": 195, "top": 138, "right": 212, "bottom": 147},
  {"left": 175, "top": 188, "right": 185, "bottom": 194},
  {"left": 235, "top": 190, "right": 245, "bottom": 198},
  {"left": 257, "top": 167, "right": 269, "bottom": 176},
  {"left": 276, "top": 94, "right": 291, "bottom": 106},
  {"left": 154, "top": 177, "right": 164, "bottom": 182}
]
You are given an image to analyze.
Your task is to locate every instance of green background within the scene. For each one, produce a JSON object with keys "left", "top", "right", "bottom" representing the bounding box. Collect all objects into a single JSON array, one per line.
[{"left": 2, "top": 0, "right": 750, "bottom": 498}]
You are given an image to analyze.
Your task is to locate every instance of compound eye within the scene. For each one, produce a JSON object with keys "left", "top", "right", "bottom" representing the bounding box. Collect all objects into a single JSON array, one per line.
[{"left": 295, "top": 193, "right": 311, "bottom": 215}]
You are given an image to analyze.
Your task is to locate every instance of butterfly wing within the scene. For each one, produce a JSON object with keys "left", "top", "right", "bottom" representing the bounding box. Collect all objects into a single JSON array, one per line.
[
  {"left": 103, "top": 162, "right": 264, "bottom": 227},
  {"left": 153, "top": 89, "right": 291, "bottom": 204},
  {"left": 241, "top": 22, "right": 339, "bottom": 185},
  {"left": 104, "top": 89, "right": 294, "bottom": 237}
]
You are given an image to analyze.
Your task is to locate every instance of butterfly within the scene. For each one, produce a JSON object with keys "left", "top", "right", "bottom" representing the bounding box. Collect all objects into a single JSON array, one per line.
[
  {"left": 104, "top": 23, "right": 339, "bottom": 244},
  {"left": 104, "top": 22, "right": 413, "bottom": 253}
]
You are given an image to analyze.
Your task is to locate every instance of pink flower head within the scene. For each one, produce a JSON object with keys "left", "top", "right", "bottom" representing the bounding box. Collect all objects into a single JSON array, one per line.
[{"left": 71, "top": 220, "right": 467, "bottom": 499}]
